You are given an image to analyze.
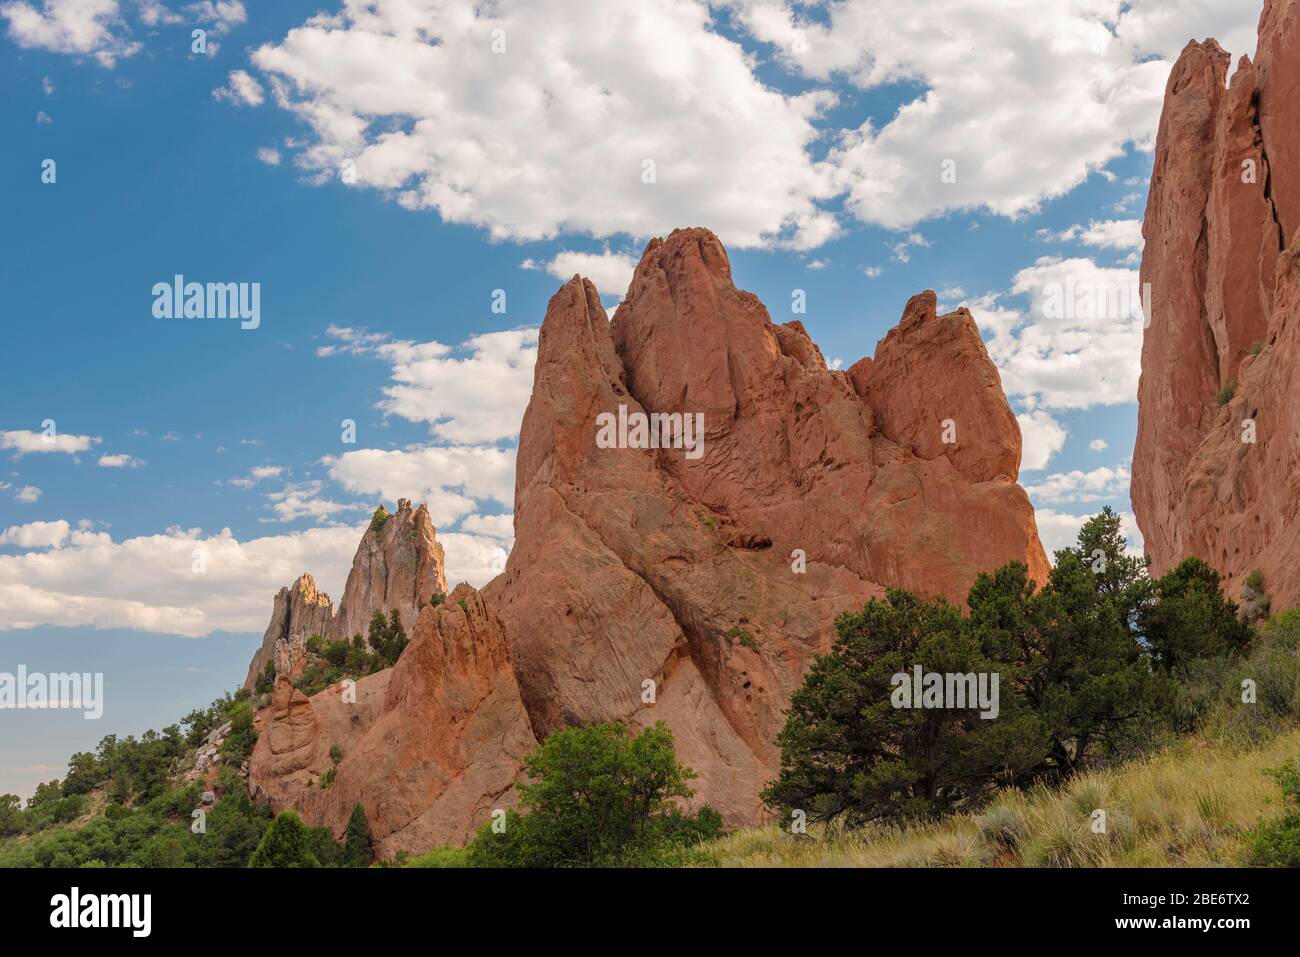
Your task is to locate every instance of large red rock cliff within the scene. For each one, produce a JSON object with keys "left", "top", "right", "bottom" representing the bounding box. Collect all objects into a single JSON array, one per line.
[
  {"left": 1134, "top": 0, "right": 1300, "bottom": 609},
  {"left": 246, "top": 227, "right": 1049, "bottom": 849}
]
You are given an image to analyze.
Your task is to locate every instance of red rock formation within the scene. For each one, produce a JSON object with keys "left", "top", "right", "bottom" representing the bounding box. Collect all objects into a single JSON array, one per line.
[
  {"left": 247, "top": 227, "right": 1048, "bottom": 843},
  {"left": 1134, "top": 0, "right": 1300, "bottom": 608},
  {"left": 243, "top": 574, "right": 334, "bottom": 691},
  {"left": 484, "top": 227, "right": 1048, "bottom": 824},
  {"left": 248, "top": 586, "right": 537, "bottom": 856},
  {"left": 241, "top": 498, "right": 447, "bottom": 690}
]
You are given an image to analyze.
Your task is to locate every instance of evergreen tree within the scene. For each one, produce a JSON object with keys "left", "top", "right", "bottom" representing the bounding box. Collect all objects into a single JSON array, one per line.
[
  {"left": 343, "top": 803, "right": 374, "bottom": 867},
  {"left": 248, "top": 811, "right": 320, "bottom": 868}
]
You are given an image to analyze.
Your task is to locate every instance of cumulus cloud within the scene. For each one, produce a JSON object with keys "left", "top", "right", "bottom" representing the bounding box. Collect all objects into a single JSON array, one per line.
[
  {"left": 1090, "top": 438, "right": 1109, "bottom": 451},
  {"left": 439, "top": 530, "right": 511, "bottom": 586},
  {"left": 1, "top": 0, "right": 142, "bottom": 67},
  {"left": 243, "top": 0, "right": 838, "bottom": 250},
  {"left": 1016, "top": 409, "right": 1067, "bottom": 472},
  {"left": 0, "top": 522, "right": 364, "bottom": 635},
  {"left": 13, "top": 486, "right": 42, "bottom": 503},
  {"left": 2, "top": 429, "right": 100, "bottom": 456},
  {"left": 262, "top": 480, "right": 367, "bottom": 523},
  {"left": 212, "top": 68, "right": 263, "bottom": 106},
  {"left": 1025, "top": 464, "right": 1132, "bottom": 506},
  {"left": 722, "top": 0, "right": 1257, "bottom": 230},
  {"left": 0, "top": 520, "right": 70, "bottom": 548},
  {"left": 324, "top": 446, "right": 515, "bottom": 526},
  {"left": 972, "top": 257, "right": 1146, "bottom": 413},
  {"left": 97, "top": 453, "right": 143, "bottom": 468},
  {"left": 320, "top": 325, "right": 538, "bottom": 444},
  {"left": 256, "top": 146, "right": 282, "bottom": 166},
  {"left": 525, "top": 249, "right": 639, "bottom": 299},
  {"left": 186, "top": 0, "right": 244, "bottom": 36},
  {"left": 1045, "top": 219, "right": 1145, "bottom": 250},
  {"left": 1035, "top": 507, "right": 1144, "bottom": 558}
]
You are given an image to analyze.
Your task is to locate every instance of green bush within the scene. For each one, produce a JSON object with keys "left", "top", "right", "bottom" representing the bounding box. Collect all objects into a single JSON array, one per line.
[
  {"left": 219, "top": 701, "right": 257, "bottom": 764},
  {"left": 1248, "top": 761, "right": 1300, "bottom": 866},
  {"left": 466, "top": 722, "right": 722, "bottom": 867},
  {"left": 1215, "top": 380, "right": 1237, "bottom": 406}
]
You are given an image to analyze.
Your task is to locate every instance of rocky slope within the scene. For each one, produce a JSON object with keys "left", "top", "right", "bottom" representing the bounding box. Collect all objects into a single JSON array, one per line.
[
  {"left": 1133, "top": 0, "right": 1300, "bottom": 608},
  {"left": 242, "top": 499, "right": 447, "bottom": 690},
  {"left": 246, "top": 227, "right": 1049, "bottom": 850}
]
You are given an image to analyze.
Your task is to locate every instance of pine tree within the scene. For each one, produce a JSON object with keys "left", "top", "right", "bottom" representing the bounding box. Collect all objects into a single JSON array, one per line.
[{"left": 343, "top": 803, "right": 374, "bottom": 867}]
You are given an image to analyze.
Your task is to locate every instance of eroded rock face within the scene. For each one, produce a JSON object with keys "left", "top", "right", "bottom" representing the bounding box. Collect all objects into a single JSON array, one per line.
[
  {"left": 247, "top": 227, "right": 1048, "bottom": 843},
  {"left": 243, "top": 575, "right": 334, "bottom": 691},
  {"left": 247, "top": 590, "right": 536, "bottom": 856},
  {"left": 241, "top": 499, "right": 447, "bottom": 690},
  {"left": 484, "top": 227, "right": 1048, "bottom": 825},
  {"left": 1134, "top": 0, "right": 1300, "bottom": 609}
]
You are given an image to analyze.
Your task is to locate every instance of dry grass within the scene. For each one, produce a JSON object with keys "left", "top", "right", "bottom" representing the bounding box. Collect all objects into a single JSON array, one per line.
[{"left": 696, "top": 727, "right": 1300, "bottom": 867}]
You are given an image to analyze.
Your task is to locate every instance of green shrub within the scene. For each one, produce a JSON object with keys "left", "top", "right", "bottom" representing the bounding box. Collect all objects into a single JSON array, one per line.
[
  {"left": 1248, "top": 761, "right": 1300, "bottom": 866},
  {"left": 1249, "top": 340, "right": 1266, "bottom": 357},
  {"left": 1215, "top": 380, "right": 1237, "bottom": 406},
  {"left": 369, "top": 505, "right": 391, "bottom": 534},
  {"left": 466, "top": 722, "right": 722, "bottom": 867},
  {"left": 727, "top": 626, "right": 758, "bottom": 651}
]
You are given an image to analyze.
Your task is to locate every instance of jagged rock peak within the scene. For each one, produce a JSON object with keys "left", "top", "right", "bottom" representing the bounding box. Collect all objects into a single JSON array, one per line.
[
  {"left": 241, "top": 500, "right": 448, "bottom": 690},
  {"left": 1134, "top": 0, "right": 1300, "bottom": 608}
]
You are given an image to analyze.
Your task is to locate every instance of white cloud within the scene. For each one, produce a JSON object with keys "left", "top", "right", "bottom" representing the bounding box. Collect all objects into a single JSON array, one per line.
[
  {"left": 439, "top": 530, "right": 511, "bottom": 587},
  {"left": 722, "top": 0, "right": 1259, "bottom": 230},
  {"left": 228, "top": 464, "right": 284, "bottom": 488},
  {"left": 137, "top": 0, "right": 180, "bottom": 27},
  {"left": 1049, "top": 218, "right": 1145, "bottom": 250},
  {"left": 459, "top": 512, "right": 513, "bottom": 539},
  {"left": 262, "top": 480, "right": 366, "bottom": 523},
  {"left": 888, "top": 232, "right": 929, "bottom": 263},
  {"left": 212, "top": 68, "right": 263, "bottom": 106},
  {"left": 322, "top": 326, "right": 538, "bottom": 444},
  {"left": 0, "top": 522, "right": 365, "bottom": 635},
  {"left": 971, "top": 257, "right": 1145, "bottom": 412},
  {"left": 97, "top": 453, "right": 143, "bottom": 468},
  {"left": 1025, "top": 464, "right": 1132, "bottom": 506},
  {"left": 185, "top": 0, "right": 244, "bottom": 36},
  {"left": 0, "top": 520, "right": 70, "bottom": 548},
  {"left": 1090, "top": 438, "right": 1108, "bottom": 452},
  {"left": 1, "top": 0, "right": 142, "bottom": 67},
  {"left": 36, "top": 109, "right": 52, "bottom": 123},
  {"left": 1034, "top": 507, "right": 1144, "bottom": 558},
  {"left": 256, "top": 146, "right": 282, "bottom": 166},
  {"left": 530, "top": 249, "right": 638, "bottom": 299},
  {"left": 1016, "top": 409, "right": 1067, "bottom": 472},
  {"left": 862, "top": 266, "right": 883, "bottom": 279},
  {"left": 324, "top": 446, "right": 515, "bottom": 526},
  {"left": 13, "top": 486, "right": 42, "bottom": 503},
  {"left": 247, "top": 0, "right": 838, "bottom": 250},
  {"left": 2, "top": 429, "right": 99, "bottom": 456}
]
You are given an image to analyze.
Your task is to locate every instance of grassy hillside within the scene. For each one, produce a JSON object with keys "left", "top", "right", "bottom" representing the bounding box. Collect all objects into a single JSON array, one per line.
[{"left": 695, "top": 725, "right": 1300, "bottom": 867}]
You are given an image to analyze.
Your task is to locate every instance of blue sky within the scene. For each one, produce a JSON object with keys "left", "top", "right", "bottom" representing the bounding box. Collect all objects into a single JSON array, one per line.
[{"left": 0, "top": 0, "right": 1266, "bottom": 798}]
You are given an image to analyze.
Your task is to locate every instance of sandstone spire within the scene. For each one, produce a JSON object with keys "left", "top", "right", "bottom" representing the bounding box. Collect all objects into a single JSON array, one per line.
[{"left": 1133, "top": 0, "right": 1300, "bottom": 607}]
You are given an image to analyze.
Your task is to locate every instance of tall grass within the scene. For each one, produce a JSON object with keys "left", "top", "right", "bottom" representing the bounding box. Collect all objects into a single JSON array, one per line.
[{"left": 694, "top": 726, "right": 1300, "bottom": 867}]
